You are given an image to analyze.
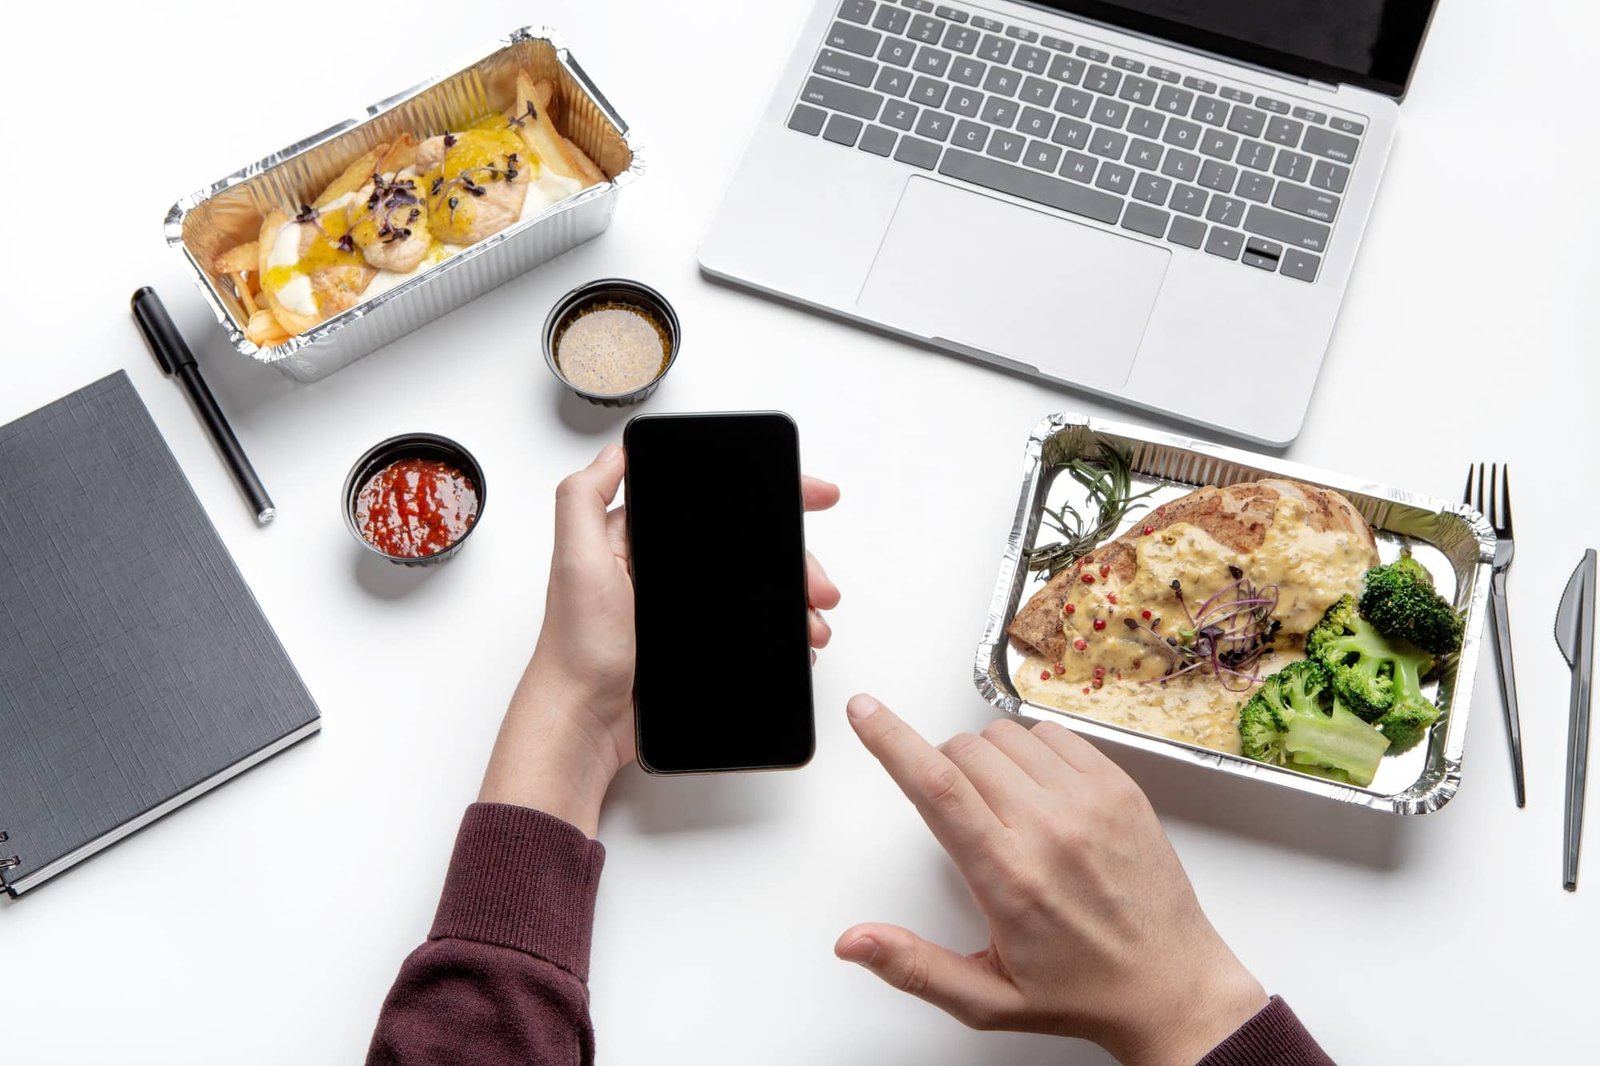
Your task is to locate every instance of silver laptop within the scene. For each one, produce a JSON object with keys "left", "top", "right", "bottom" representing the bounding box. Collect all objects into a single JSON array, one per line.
[{"left": 700, "top": 0, "right": 1438, "bottom": 445}]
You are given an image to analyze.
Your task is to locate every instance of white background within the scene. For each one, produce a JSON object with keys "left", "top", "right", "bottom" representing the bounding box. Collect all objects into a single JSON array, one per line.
[{"left": 3, "top": 0, "right": 1596, "bottom": 1062}]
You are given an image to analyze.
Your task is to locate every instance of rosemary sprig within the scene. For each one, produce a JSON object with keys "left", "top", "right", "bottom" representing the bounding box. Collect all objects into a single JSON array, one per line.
[{"left": 1024, "top": 441, "right": 1158, "bottom": 580}]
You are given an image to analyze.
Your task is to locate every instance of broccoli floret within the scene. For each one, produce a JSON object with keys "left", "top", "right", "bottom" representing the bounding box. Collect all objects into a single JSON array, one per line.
[
  {"left": 1306, "top": 595, "right": 1434, "bottom": 722},
  {"left": 1282, "top": 697, "right": 1390, "bottom": 786},
  {"left": 1238, "top": 659, "right": 1331, "bottom": 764},
  {"left": 1359, "top": 558, "right": 1464, "bottom": 656},
  {"left": 1237, "top": 660, "right": 1385, "bottom": 784},
  {"left": 1375, "top": 698, "right": 1440, "bottom": 754}
]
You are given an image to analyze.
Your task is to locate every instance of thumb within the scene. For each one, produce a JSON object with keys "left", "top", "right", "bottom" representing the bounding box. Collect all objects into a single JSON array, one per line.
[{"left": 834, "top": 923, "right": 1019, "bottom": 1030}]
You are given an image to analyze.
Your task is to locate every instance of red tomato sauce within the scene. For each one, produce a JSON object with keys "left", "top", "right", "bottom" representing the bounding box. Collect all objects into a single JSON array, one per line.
[{"left": 356, "top": 458, "right": 478, "bottom": 558}]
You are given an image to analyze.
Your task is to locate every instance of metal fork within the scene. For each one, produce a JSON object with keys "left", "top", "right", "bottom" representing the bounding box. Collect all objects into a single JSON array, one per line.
[{"left": 1467, "top": 463, "right": 1526, "bottom": 807}]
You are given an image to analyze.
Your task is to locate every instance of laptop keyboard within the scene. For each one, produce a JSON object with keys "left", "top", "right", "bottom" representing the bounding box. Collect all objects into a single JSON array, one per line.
[{"left": 790, "top": 0, "right": 1368, "bottom": 284}]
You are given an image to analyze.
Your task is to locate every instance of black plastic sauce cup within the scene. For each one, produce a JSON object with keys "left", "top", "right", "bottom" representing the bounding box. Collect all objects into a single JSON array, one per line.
[{"left": 343, "top": 433, "right": 487, "bottom": 567}]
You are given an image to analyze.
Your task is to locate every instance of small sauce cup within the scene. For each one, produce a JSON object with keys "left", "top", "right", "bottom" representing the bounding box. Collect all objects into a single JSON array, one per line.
[
  {"left": 543, "top": 278, "right": 680, "bottom": 406},
  {"left": 343, "top": 433, "right": 486, "bottom": 567}
]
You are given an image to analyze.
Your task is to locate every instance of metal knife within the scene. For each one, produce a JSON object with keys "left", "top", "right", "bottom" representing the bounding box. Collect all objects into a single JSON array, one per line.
[{"left": 1555, "top": 549, "right": 1596, "bottom": 891}]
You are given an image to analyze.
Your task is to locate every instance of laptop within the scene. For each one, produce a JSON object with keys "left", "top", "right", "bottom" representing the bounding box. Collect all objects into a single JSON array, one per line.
[{"left": 700, "top": 0, "right": 1439, "bottom": 446}]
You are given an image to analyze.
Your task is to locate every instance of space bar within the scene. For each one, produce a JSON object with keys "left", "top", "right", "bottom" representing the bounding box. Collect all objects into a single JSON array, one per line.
[{"left": 938, "top": 149, "right": 1123, "bottom": 225}]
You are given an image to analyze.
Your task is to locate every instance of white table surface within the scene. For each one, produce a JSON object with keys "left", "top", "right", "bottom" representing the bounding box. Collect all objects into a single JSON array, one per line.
[{"left": 4, "top": 0, "right": 1596, "bottom": 1061}]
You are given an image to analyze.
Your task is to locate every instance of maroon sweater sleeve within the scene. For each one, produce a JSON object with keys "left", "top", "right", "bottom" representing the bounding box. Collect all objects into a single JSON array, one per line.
[
  {"left": 366, "top": 803, "right": 606, "bottom": 1066},
  {"left": 1197, "top": 995, "right": 1334, "bottom": 1065}
]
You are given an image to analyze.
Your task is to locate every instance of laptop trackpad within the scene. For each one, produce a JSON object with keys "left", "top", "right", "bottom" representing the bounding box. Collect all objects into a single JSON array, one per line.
[{"left": 856, "top": 177, "right": 1169, "bottom": 390}]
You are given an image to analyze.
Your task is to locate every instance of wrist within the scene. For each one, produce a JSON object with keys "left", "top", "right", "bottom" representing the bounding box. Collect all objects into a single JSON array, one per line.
[{"left": 1112, "top": 955, "right": 1267, "bottom": 1066}]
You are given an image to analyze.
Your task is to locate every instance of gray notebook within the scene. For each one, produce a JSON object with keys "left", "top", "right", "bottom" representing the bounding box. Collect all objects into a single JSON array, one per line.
[{"left": 0, "top": 372, "right": 320, "bottom": 896}]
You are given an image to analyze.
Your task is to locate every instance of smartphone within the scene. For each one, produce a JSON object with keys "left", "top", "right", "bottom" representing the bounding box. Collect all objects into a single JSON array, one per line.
[{"left": 623, "top": 412, "right": 814, "bottom": 774}]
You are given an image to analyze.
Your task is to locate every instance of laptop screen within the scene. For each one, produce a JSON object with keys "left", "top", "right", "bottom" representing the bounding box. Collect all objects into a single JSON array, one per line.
[{"left": 1034, "top": 1, "right": 1438, "bottom": 98}]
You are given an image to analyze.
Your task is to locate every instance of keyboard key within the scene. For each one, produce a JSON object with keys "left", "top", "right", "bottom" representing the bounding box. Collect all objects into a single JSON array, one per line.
[
  {"left": 1192, "top": 96, "right": 1228, "bottom": 126},
  {"left": 1205, "top": 195, "right": 1246, "bottom": 227},
  {"left": 1084, "top": 64, "right": 1121, "bottom": 94},
  {"left": 1198, "top": 158, "right": 1237, "bottom": 192},
  {"left": 1017, "top": 106, "right": 1054, "bottom": 137},
  {"left": 915, "top": 46, "right": 952, "bottom": 76},
  {"left": 1121, "top": 201, "right": 1169, "bottom": 237},
  {"left": 1126, "top": 108, "right": 1164, "bottom": 138},
  {"left": 950, "top": 56, "right": 986, "bottom": 85},
  {"left": 979, "top": 34, "right": 1015, "bottom": 63},
  {"left": 902, "top": 0, "right": 934, "bottom": 9},
  {"left": 827, "top": 21, "right": 882, "bottom": 56},
  {"left": 987, "top": 128, "right": 1026, "bottom": 161},
  {"left": 1111, "top": 56, "right": 1144, "bottom": 72},
  {"left": 971, "top": 15, "right": 1002, "bottom": 31},
  {"left": 981, "top": 96, "right": 1020, "bottom": 127},
  {"left": 1155, "top": 85, "right": 1193, "bottom": 115},
  {"left": 879, "top": 38, "right": 915, "bottom": 66},
  {"left": 1236, "top": 172, "right": 1273, "bottom": 203},
  {"left": 1170, "top": 184, "right": 1207, "bottom": 216},
  {"left": 859, "top": 124, "right": 897, "bottom": 156},
  {"left": 947, "top": 87, "right": 983, "bottom": 117},
  {"left": 1182, "top": 76, "right": 1217, "bottom": 93},
  {"left": 1119, "top": 76, "right": 1158, "bottom": 105},
  {"left": 1205, "top": 227, "right": 1243, "bottom": 259},
  {"left": 1020, "top": 76, "right": 1056, "bottom": 106},
  {"left": 1052, "top": 117, "right": 1092, "bottom": 149},
  {"left": 1226, "top": 107, "right": 1266, "bottom": 137},
  {"left": 939, "top": 147, "right": 1123, "bottom": 223},
  {"left": 984, "top": 66, "right": 1021, "bottom": 95},
  {"left": 1271, "top": 182, "right": 1340, "bottom": 223},
  {"left": 1014, "top": 44, "right": 1050, "bottom": 74},
  {"left": 942, "top": 24, "right": 980, "bottom": 53},
  {"left": 952, "top": 119, "right": 989, "bottom": 150},
  {"left": 1271, "top": 150, "right": 1311, "bottom": 182},
  {"left": 1331, "top": 117, "right": 1364, "bottom": 135},
  {"left": 1160, "top": 150, "right": 1200, "bottom": 182},
  {"left": 911, "top": 76, "right": 949, "bottom": 107},
  {"left": 1200, "top": 129, "right": 1238, "bottom": 160},
  {"left": 914, "top": 109, "right": 953, "bottom": 140},
  {"left": 1006, "top": 25, "right": 1039, "bottom": 42},
  {"left": 1092, "top": 97, "right": 1130, "bottom": 128},
  {"left": 1089, "top": 128, "right": 1128, "bottom": 158},
  {"left": 1125, "top": 138, "right": 1162, "bottom": 169},
  {"left": 1246, "top": 236, "right": 1283, "bottom": 257},
  {"left": 882, "top": 100, "right": 918, "bottom": 129},
  {"left": 894, "top": 135, "right": 941, "bottom": 169},
  {"left": 823, "top": 113, "right": 863, "bottom": 145},
  {"left": 908, "top": 14, "right": 944, "bottom": 43},
  {"left": 801, "top": 77, "right": 884, "bottom": 119},
  {"left": 1054, "top": 86, "right": 1093, "bottom": 117},
  {"left": 1265, "top": 116, "right": 1303, "bottom": 147},
  {"left": 873, "top": 4, "right": 910, "bottom": 32},
  {"left": 1242, "top": 249, "right": 1278, "bottom": 271},
  {"left": 1041, "top": 35, "right": 1073, "bottom": 52},
  {"left": 1147, "top": 66, "right": 1180, "bottom": 83},
  {"left": 1292, "top": 106, "right": 1326, "bottom": 124},
  {"left": 1132, "top": 172, "right": 1171, "bottom": 205},
  {"left": 815, "top": 48, "right": 879, "bottom": 87},
  {"left": 1169, "top": 215, "right": 1206, "bottom": 248},
  {"left": 1303, "top": 127, "right": 1359, "bottom": 164},
  {"left": 1060, "top": 150, "right": 1097, "bottom": 182},
  {"left": 1161, "top": 118, "right": 1201, "bottom": 150},
  {"left": 1310, "top": 159, "right": 1349, "bottom": 193},
  {"left": 788, "top": 104, "right": 827, "bottom": 136},
  {"left": 1023, "top": 139, "right": 1063, "bottom": 172},
  {"left": 935, "top": 5, "right": 967, "bottom": 21},
  {"left": 1236, "top": 141, "right": 1273, "bottom": 171},
  {"left": 1048, "top": 54, "right": 1086, "bottom": 84},
  {"left": 1280, "top": 247, "right": 1321, "bottom": 282},
  {"left": 1076, "top": 46, "right": 1110, "bottom": 62},
  {"left": 876, "top": 67, "right": 913, "bottom": 96},
  {"left": 839, "top": 0, "right": 875, "bottom": 25},
  {"left": 1095, "top": 161, "right": 1134, "bottom": 194},
  {"left": 1220, "top": 86, "right": 1252, "bottom": 103},
  {"left": 1243, "top": 203, "right": 1330, "bottom": 251},
  {"left": 1255, "top": 95, "right": 1290, "bottom": 114}
]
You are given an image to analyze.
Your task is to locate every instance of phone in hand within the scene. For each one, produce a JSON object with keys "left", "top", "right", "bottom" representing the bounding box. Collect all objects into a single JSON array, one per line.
[{"left": 623, "top": 412, "right": 814, "bottom": 774}]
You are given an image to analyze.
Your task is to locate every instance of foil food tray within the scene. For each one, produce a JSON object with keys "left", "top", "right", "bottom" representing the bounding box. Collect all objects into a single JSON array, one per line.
[
  {"left": 974, "top": 413, "right": 1496, "bottom": 815},
  {"left": 164, "top": 27, "right": 640, "bottom": 383}
]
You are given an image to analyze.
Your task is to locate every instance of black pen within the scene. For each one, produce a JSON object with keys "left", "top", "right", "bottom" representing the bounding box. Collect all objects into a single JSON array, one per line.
[{"left": 131, "top": 287, "right": 276, "bottom": 524}]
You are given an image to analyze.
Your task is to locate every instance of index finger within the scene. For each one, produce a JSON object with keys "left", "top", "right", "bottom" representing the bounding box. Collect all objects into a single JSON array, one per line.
[
  {"left": 847, "top": 694, "right": 1002, "bottom": 860},
  {"left": 803, "top": 476, "right": 840, "bottom": 513}
]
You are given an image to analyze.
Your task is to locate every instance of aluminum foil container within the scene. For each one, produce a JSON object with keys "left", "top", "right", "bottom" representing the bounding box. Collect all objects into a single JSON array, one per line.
[
  {"left": 974, "top": 413, "right": 1496, "bottom": 815},
  {"left": 164, "top": 27, "right": 641, "bottom": 382}
]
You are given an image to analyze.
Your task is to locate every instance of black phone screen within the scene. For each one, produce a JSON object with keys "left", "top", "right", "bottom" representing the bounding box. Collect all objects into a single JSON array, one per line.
[{"left": 624, "top": 413, "right": 814, "bottom": 773}]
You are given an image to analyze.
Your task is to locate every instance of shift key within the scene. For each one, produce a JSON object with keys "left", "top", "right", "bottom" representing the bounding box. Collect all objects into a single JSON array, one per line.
[
  {"left": 939, "top": 148, "right": 1122, "bottom": 224},
  {"left": 1243, "top": 203, "right": 1330, "bottom": 252},
  {"left": 800, "top": 76, "right": 884, "bottom": 120}
]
